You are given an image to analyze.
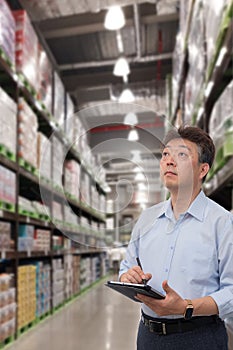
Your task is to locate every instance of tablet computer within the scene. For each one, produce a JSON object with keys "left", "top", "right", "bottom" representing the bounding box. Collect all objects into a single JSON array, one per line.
[{"left": 105, "top": 280, "right": 165, "bottom": 302}]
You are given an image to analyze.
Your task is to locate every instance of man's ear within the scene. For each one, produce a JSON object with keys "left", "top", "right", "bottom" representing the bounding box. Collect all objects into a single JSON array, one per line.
[{"left": 200, "top": 163, "right": 209, "bottom": 180}]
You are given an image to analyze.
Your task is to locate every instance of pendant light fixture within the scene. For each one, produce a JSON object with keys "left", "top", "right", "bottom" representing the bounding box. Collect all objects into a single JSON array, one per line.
[
  {"left": 119, "top": 88, "right": 135, "bottom": 103},
  {"left": 123, "top": 112, "right": 138, "bottom": 126},
  {"left": 113, "top": 57, "right": 130, "bottom": 77},
  {"left": 128, "top": 128, "right": 139, "bottom": 141},
  {"left": 104, "top": 6, "right": 125, "bottom": 31}
]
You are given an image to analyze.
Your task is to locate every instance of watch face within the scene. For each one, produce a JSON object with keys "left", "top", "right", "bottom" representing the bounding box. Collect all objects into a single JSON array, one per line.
[{"left": 185, "top": 307, "right": 193, "bottom": 319}]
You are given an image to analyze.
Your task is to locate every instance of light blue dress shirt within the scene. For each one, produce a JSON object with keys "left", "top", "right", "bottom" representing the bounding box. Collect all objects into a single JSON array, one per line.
[{"left": 119, "top": 190, "right": 233, "bottom": 320}]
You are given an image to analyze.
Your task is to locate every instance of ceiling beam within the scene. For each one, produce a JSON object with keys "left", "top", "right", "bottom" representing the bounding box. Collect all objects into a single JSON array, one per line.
[{"left": 42, "top": 13, "right": 178, "bottom": 39}]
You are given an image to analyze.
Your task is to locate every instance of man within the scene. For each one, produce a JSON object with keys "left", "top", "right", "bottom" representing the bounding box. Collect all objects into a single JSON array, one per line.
[{"left": 119, "top": 126, "right": 233, "bottom": 350}]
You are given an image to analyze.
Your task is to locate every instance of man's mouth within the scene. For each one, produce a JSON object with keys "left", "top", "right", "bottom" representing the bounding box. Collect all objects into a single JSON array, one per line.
[{"left": 164, "top": 171, "right": 177, "bottom": 176}]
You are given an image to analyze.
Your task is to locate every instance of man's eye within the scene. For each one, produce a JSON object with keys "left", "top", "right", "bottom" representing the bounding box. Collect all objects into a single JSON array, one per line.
[
  {"left": 162, "top": 152, "right": 169, "bottom": 157},
  {"left": 178, "top": 152, "right": 188, "bottom": 158}
]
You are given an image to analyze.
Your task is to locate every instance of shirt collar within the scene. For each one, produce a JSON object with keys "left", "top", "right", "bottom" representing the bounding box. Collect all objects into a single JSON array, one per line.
[
  {"left": 187, "top": 190, "right": 207, "bottom": 221},
  {"left": 157, "top": 190, "right": 207, "bottom": 222}
]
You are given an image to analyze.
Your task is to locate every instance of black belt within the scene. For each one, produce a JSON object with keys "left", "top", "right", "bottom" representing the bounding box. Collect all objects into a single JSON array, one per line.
[{"left": 141, "top": 312, "right": 220, "bottom": 335}]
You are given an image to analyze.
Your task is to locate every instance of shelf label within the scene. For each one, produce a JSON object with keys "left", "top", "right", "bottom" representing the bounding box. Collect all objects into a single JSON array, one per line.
[
  {"left": 0, "top": 210, "right": 3, "bottom": 217},
  {"left": 26, "top": 216, "right": 30, "bottom": 223},
  {"left": 27, "top": 249, "right": 31, "bottom": 257}
]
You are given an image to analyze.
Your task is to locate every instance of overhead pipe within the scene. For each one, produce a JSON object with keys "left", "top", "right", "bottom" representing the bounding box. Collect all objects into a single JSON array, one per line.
[
  {"left": 133, "top": 4, "right": 141, "bottom": 59},
  {"left": 59, "top": 52, "right": 173, "bottom": 70}
]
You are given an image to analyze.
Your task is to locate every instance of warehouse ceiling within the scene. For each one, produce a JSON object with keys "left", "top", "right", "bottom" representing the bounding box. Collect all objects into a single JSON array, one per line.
[{"left": 9, "top": 0, "right": 179, "bottom": 205}]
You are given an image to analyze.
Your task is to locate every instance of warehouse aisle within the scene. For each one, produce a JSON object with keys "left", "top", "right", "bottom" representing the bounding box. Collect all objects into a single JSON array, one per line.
[{"left": 7, "top": 279, "right": 141, "bottom": 350}]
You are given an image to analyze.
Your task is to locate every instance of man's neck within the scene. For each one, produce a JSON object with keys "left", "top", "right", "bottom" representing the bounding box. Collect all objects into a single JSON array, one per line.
[{"left": 170, "top": 188, "right": 201, "bottom": 220}]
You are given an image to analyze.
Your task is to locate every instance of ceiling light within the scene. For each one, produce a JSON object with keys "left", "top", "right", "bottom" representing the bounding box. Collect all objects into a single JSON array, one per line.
[
  {"left": 104, "top": 6, "right": 125, "bottom": 31},
  {"left": 119, "top": 88, "right": 135, "bottom": 103},
  {"left": 113, "top": 57, "right": 130, "bottom": 77},
  {"left": 135, "top": 172, "right": 144, "bottom": 181},
  {"left": 128, "top": 129, "right": 139, "bottom": 141},
  {"left": 123, "top": 112, "right": 138, "bottom": 126}
]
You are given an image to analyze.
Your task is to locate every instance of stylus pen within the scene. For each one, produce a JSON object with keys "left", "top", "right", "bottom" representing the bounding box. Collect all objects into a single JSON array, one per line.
[{"left": 136, "top": 257, "right": 148, "bottom": 285}]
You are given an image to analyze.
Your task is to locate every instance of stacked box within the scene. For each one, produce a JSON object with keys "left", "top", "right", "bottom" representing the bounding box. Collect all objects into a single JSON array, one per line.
[
  {"left": 52, "top": 201, "right": 63, "bottom": 222},
  {"left": 52, "top": 136, "right": 64, "bottom": 189},
  {"left": 17, "top": 265, "right": 36, "bottom": 330},
  {"left": 72, "top": 255, "right": 80, "bottom": 295},
  {"left": 0, "top": 273, "right": 16, "bottom": 342},
  {"left": 64, "top": 160, "right": 80, "bottom": 200},
  {"left": 203, "top": 0, "right": 229, "bottom": 66},
  {"left": 52, "top": 236, "right": 63, "bottom": 251},
  {"left": 64, "top": 254, "right": 73, "bottom": 299},
  {"left": 0, "top": 0, "right": 16, "bottom": 64},
  {"left": 37, "top": 45, "right": 52, "bottom": 113},
  {"left": 18, "top": 224, "right": 34, "bottom": 252},
  {"left": 53, "top": 72, "right": 65, "bottom": 128},
  {"left": 184, "top": 0, "right": 206, "bottom": 124},
  {"left": 13, "top": 10, "right": 39, "bottom": 91},
  {"left": 64, "top": 205, "right": 78, "bottom": 227},
  {"left": 37, "top": 132, "right": 52, "bottom": 181},
  {"left": 65, "top": 93, "right": 75, "bottom": 142},
  {"left": 0, "top": 87, "right": 17, "bottom": 155},
  {"left": 80, "top": 172, "right": 90, "bottom": 207},
  {"left": 0, "top": 165, "right": 16, "bottom": 205},
  {"left": 34, "top": 262, "right": 51, "bottom": 317},
  {"left": 34, "top": 229, "right": 51, "bottom": 251},
  {"left": 80, "top": 257, "right": 92, "bottom": 289},
  {"left": 91, "top": 185, "right": 99, "bottom": 211},
  {"left": 18, "top": 98, "right": 38, "bottom": 168},
  {"left": 52, "top": 259, "right": 64, "bottom": 308},
  {"left": 0, "top": 222, "right": 11, "bottom": 250}
]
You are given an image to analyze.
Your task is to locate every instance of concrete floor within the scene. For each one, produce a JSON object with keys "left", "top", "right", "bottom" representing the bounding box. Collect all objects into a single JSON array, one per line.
[{"left": 8, "top": 279, "right": 141, "bottom": 350}]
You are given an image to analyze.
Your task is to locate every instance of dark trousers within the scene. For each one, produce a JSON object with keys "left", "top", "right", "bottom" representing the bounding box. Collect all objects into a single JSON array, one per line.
[{"left": 137, "top": 318, "right": 228, "bottom": 350}]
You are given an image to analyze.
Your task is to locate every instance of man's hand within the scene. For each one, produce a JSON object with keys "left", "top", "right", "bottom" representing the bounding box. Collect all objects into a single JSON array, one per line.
[
  {"left": 136, "top": 280, "right": 186, "bottom": 316},
  {"left": 120, "top": 266, "right": 152, "bottom": 284}
]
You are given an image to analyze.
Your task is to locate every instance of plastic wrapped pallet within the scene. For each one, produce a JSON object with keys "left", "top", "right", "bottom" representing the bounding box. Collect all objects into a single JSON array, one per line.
[
  {"left": 0, "top": 222, "right": 11, "bottom": 250},
  {"left": 203, "top": 0, "right": 229, "bottom": 66},
  {"left": 65, "top": 93, "right": 75, "bottom": 142},
  {"left": 184, "top": 0, "right": 206, "bottom": 123},
  {"left": 52, "top": 135, "right": 64, "bottom": 189},
  {"left": 53, "top": 71, "right": 65, "bottom": 128},
  {"left": 0, "top": 87, "right": 17, "bottom": 156},
  {"left": 0, "top": 165, "right": 16, "bottom": 205},
  {"left": 18, "top": 97, "right": 38, "bottom": 168},
  {"left": 64, "top": 160, "right": 80, "bottom": 200},
  {"left": 37, "top": 132, "right": 52, "bottom": 181},
  {"left": 13, "top": 10, "right": 39, "bottom": 92},
  {"left": 37, "top": 45, "right": 53, "bottom": 113},
  {"left": 0, "top": 0, "right": 16, "bottom": 64},
  {"left": 0, "top": 273, "right": 16, "bottom": 342}
]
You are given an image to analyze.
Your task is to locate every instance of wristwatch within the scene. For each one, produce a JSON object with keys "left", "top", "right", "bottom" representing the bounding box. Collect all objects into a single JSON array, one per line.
[{"left": 183, "top": 299, "right": 194, "bottom": 320}]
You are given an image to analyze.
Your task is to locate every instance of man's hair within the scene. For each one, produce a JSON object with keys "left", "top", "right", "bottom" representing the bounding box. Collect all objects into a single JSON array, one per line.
[{"left": 162, "top": 126, "right": 215, "bottom": 181}]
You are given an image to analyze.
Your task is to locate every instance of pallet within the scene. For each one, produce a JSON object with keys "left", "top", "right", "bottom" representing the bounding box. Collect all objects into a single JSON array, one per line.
[
  {"left": 18, "top": 157, "right": 38, "bottom": 176},
  {"left": 0, "top": 200, "right": 15, "bottom": 213},
  {"left": 0, "top": 144, "right": 16, "bottom": 162},
  {"left": 0, "top": 335, "right": 14, "bottom": 349},
  {"left": 17, "top": 319, "right": 36, "bottom": 337},
  {"left": 0, "top": 47, "right": 15, "bottom": 71},
  {"left": 18, "top": 73, "right": 37, "bottom": 98}
]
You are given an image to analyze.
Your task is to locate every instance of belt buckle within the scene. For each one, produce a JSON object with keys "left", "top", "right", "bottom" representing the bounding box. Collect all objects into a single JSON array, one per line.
[{"left": 149, "top": 320, "right": 167, "bottom": 335}]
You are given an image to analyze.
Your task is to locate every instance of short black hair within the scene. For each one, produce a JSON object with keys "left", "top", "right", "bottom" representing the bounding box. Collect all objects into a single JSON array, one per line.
[{"left": 162, "top": 126, "right": 215, "bottom": 181}]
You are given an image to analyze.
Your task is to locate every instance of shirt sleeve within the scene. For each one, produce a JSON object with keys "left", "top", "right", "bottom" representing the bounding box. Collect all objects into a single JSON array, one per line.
[
  {"left": 209, "top": 214, "right": 233, "bottom": 319},
  {"left": 118, "top": 215, "right": 143, "bottom": 279}
]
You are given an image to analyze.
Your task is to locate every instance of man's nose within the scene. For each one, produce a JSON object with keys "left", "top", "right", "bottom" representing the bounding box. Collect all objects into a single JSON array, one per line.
[{"left": 166, "top": 154, "right": 176, "bottom": 165}]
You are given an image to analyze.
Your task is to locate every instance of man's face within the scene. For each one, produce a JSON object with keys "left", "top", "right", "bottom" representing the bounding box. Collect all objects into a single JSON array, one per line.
[{"left": 160, "top": 138, "right": 205, "bottom": 193}]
